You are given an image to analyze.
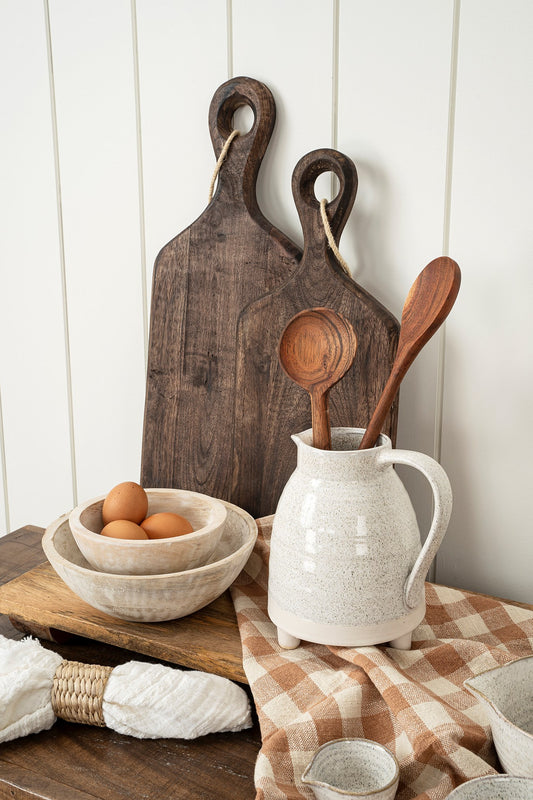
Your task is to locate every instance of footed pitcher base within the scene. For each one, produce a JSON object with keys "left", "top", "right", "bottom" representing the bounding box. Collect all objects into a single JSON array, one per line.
[
  {"left": 269, "top": 596, "right": 425, "bottom": 650},
  {"left": 388, "top": 631, "right": 413, "bottom": 650},
  {"left": 276, "top": 626, "right": 412, "bottom": 650},
  {"left": 277, "top": 629, "right": 301, "bottom": 649}
]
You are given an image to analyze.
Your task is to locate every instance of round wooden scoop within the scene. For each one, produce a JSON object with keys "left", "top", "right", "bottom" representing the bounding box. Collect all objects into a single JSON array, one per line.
[
  {"left": 279, "top": 307, "right": 357, "bottom": 450},
  {"left": 359, "top": 256, "right": 461, "bottom": 450}
]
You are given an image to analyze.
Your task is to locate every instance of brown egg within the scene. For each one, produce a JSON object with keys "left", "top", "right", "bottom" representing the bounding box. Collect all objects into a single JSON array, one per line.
[
  {"left": 100, "top": 520, "right": 148, "bottom": 539},
  {"left": 141, "top": 512, "right": 194, "bottom": 539},
  {"left": 102, "top": 481, "right": 148, "bottom": 525}
]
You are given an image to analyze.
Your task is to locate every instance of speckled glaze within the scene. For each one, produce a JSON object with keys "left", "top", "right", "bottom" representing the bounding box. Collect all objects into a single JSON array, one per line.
[
  {"left": 268, "top": 428, "right": 452, "bottom": 649},
  {"left": 447, "top": 775, "right": 533, "bottom": 799},
  {"left": 301, "top": 738, "right": 400, "bottom": 799},
  {"left": 69, "top": 488, "right": 227, "bottom": 575},
  {"left": 43, "top": 500, "right": 257, "bottom": 622},
  {"left": 464, "top": 656, "right": 533, "bottom": 777}
]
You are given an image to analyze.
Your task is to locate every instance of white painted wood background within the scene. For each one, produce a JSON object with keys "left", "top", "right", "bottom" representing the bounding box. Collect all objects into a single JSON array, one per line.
[{"left": 1, "top": 0, "right": 531, "bottom": 602}]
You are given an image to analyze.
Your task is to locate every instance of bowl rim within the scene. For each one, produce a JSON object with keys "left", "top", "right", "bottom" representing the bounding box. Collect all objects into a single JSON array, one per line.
[
  {"left": 447, "top": 774, "right": 533, "bottom": 797},
  {"left": 463, "top": 655, "right": 533, "bottom": 744},
  {"left": 69, "top": 487, "right": 228, "bottom": 546},
  {"left": 45, "top": 499, "right": 257, "bottom": 581},
  {"left": 301, "top": 737, "right": 400, "bottom": 795}
]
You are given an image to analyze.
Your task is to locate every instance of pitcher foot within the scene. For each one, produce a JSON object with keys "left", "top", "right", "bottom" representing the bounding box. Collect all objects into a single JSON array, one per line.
[
  {"left": 389, "top": 631, "right": 412, "bottom": 650},
  {"left": 277, "top": 627, "right": 300, "bottom": 649}
]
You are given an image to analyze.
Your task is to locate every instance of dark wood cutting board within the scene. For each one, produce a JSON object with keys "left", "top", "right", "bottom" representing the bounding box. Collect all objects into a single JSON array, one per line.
[
  {"left": 141, "top": 77, "right": 301, "bottom": 499},
  {"left": 232, "top": 149, "right": 400, "bottom": 516}
]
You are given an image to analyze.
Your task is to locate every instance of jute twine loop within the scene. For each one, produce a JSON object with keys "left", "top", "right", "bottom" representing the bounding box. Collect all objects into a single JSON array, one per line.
[
  {"left": 208, "top": 129, "right": 240, "bottom": 202},
  {"left": 51, "top": 660, "right": 113, "bottom": 727},
  {"left": 319, "top": 198, "right": 351, "bottom": 276}
]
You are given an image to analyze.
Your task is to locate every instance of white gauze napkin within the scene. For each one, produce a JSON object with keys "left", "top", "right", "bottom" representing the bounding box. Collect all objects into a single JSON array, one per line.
[{"left": 0, "top": 635, "right": 252, "bottom": 743}]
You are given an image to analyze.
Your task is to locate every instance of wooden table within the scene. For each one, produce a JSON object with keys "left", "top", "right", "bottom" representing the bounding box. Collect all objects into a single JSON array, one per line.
[{"left": 0, "top": 526, "right": 261, "bottom": 800}]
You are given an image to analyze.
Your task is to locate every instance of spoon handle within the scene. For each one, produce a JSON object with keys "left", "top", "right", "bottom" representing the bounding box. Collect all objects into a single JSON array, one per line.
[
  {"left": 359, "top": 256, "right": 461, "bottom": 451},
  {"left": 359, "top": 368, "right": 402, "bottom": 450},
  {"left": 310, "top": 390, "right": 331, "bottom": 450}
]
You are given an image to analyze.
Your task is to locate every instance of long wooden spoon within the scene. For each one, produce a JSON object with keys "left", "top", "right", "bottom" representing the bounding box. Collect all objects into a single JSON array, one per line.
[
  {"left": 359, "top": 256, "right": 461, "bottom": 450},
  {"left": 279, "top": 307, "right": 357, "bottom": 450}
]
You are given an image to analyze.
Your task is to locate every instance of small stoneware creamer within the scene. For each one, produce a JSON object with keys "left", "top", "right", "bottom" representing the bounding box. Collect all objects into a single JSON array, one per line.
[
  {"left": 268, "top": 428, "right": 452, "bottom": 650},
  {"left": 464, "top": 655, "right": 533, "bottom": 777},
  {"left": 301, "top": 738, "right": 400, "bottom": 800}
]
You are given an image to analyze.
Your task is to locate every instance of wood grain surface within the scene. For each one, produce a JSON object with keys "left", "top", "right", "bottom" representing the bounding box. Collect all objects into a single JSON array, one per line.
[
  {"left": 0, "top": 526, "right": 260, "bottom": 800},
  {"left": 140, "top": 76, "right": 301, "bottom": 509},
  {"left": 232, "top": 149, "right": 400, "bottom": 515}
]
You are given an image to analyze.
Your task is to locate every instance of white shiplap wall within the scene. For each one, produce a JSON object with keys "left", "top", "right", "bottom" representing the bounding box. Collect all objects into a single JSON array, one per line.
[
  {"left": 1, "top": 0, "right": 73, "bottom": 532},
  {"left": 1, "top": 0, "right": 532, "bottom": 603},
  {"left": 439, "top": 0, "right": 533, "bottom": 601}
]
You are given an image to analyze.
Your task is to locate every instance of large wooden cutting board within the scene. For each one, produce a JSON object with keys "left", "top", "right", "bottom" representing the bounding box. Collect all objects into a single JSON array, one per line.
[
  {"left": 141, "top": 77, "right": 301, "bottom": 498},
  {"left": 232, "top": 149, "right": 400, "bottom": 516}
]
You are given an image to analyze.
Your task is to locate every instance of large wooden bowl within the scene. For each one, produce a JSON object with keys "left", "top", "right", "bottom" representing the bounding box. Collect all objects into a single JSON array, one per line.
[
  {"left": 43, "top": 501, "right": 257, "bottom": 622},
  {"left": 69, "top": 488, "right": 227, "bottom": 575}
]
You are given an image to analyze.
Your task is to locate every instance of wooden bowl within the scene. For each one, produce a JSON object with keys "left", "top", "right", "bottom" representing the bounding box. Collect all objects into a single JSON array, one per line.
[
  {"left": 43, "top": 500, "right": 257, "bottom": 622},
  {"left": 69, "top": 488, "right": 227, "bottom": 575}
]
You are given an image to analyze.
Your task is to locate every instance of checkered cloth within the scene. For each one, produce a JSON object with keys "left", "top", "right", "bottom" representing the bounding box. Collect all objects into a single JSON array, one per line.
[{"left": 230, "top": 516, "right": 533, "bottom": 800}]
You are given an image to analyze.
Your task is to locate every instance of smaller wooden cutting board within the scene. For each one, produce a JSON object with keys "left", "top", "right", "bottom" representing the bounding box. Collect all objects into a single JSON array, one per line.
[{"left": 232, "top": 149, "right": 400, "bottom": 516}]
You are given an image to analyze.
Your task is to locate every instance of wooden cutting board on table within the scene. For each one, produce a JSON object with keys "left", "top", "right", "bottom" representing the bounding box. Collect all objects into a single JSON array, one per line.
[
  {"left": 141, "top": 77, "right": 301, "bottom": 499},
  {"left": 232, "top": 149, "right": 401, "bottom": 516}
]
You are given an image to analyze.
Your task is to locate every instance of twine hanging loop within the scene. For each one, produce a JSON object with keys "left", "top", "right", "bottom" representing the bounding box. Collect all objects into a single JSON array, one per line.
[
  {"left": 208, "top": 130, "right": 241, "bottom": 202},
  {"left": 319, "top": 198, "right": 351, "bottom": 276}
]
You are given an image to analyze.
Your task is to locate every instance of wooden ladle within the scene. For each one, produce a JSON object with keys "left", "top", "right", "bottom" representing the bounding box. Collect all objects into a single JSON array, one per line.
[
  {"left": 279, "top": 307, "right": 357, "bottom": 450},
  {"left": 359, "top": 256, "right": 461, "bottom": 451}
]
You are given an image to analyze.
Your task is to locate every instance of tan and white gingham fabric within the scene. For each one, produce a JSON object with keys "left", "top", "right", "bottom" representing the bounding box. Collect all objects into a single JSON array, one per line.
[{"left": 230, "top": 516, "right": 533, "bottom": 800}]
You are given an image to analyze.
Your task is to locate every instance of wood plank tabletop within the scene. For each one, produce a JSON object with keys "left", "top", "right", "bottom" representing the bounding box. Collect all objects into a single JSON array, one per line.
[
  {"left": 2, "top": 523, "right": 530, "bottom": 800},
  {"left": 0, "top": 526, "right": 261, "bottom": 800}
]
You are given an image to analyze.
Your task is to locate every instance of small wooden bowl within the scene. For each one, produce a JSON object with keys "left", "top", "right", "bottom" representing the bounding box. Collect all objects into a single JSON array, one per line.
[
  {"left": 43, "top": 500, "right": 257, "bottom": 622},
  {"left": 69, "top": 488, "right": 227, "bottom": 575}
]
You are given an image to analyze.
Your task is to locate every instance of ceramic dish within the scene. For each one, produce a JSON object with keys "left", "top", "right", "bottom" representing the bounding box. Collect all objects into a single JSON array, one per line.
[
  {"left": 301, "top": 738, "right": 400, "bottom": 799},
  {"left": 446, "top": 775, "right": 533, "bottom": 798},
  {"left": 69, "top": 488, "right": 227, "bottom": 575},
  {"left": 43, "top": 500, "right": 257, "bottom": 622},
  {"left": 464, "top": 656, "right": 533, "bottom": 777}
]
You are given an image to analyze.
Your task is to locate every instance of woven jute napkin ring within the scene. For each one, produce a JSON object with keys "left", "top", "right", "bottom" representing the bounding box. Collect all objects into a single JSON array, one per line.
[{"left": 51, "top": 660, "right": 113, "bottom": 727}]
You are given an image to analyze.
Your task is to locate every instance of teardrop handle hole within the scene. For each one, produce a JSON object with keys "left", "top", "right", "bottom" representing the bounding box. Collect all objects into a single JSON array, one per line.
[
  {"left": 232, "top": 104, "right": 255, "bottom": 134},
  {"left": 313, "top": 171, "right": 341, "bottom": 203},
  {"left": 215, "top": 95, "right": 256, "bottom": 139}
]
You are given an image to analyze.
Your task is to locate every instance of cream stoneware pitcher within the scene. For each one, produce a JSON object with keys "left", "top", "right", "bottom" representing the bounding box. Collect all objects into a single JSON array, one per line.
[{"left": 268, "top": 427, "right": 452, "bottom": 650}]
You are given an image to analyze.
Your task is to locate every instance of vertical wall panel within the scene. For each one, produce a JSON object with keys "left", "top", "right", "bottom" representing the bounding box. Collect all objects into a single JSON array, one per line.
[
  {"left": 0, "top": 0, "right": 73, "bottom": 533},
  {"left": 136, "top": 0, "right": 227, "bottom": 298},
  {"left": 337, "top": 0, "right": 454, "bottom": 534},
  {"left": 438, "top": 0, "right": 533, "bottom": 602},
  {"left": 232, "top": 0, "right": 335, "bottom": 246},
  {"left": 0, "top": 394, "right": 9, "bottom": 533},
  {"left": 49, "top": 0, "right": 145, "bottom": 502}
]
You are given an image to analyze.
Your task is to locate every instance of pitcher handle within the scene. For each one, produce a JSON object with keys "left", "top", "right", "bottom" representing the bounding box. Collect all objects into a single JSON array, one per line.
[{"left": 376, "top": 449, "right": 453, "bottom": 609}]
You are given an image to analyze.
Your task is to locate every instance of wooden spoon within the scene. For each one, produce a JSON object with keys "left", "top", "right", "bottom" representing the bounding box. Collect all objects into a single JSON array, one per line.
[
  {"left": 359, "top": 256, "right": 461, "bottom": 451},
  {"left": 278, "top": 307, "right": 357, "bottom": 450}
]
